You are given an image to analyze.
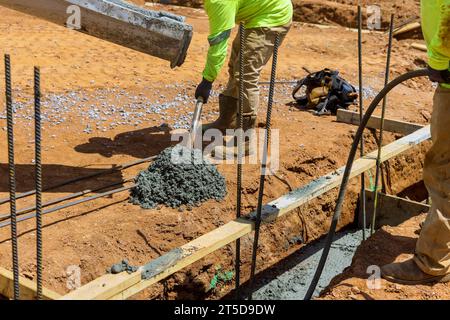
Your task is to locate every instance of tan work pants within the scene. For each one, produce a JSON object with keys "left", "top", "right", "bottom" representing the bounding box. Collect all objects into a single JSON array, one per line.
[
  {"left": 222, "top": 23, "right": 291, "bottom": 116},
  {"left": 414, "top": 86, "right": 450, "bottom": 276}
]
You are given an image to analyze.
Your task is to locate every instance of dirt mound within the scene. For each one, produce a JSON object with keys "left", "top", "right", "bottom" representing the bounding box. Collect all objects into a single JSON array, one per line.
[
  {"left": 130, "top": 145, "right": 227, "bottom": 209},
  {"left": 144, "top": 0, "right": 420, "bottom": 28}
]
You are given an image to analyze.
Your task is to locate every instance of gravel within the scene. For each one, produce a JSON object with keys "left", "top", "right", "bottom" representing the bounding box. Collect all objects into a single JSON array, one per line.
[{"left": 130, "top": 145, "right": 227, "bottom": 209}]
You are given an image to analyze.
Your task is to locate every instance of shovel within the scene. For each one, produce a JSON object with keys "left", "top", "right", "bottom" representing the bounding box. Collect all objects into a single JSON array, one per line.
[{"left": 188, "top": 97, "right": 204, "bottom": 149}]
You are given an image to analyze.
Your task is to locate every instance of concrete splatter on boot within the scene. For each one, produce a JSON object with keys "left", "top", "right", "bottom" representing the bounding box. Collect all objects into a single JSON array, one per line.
[{"left": 202, "top": 94, "right": 238, "bottom": 134}]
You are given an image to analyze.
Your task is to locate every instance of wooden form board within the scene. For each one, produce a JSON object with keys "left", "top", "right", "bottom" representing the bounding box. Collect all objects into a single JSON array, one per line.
[
  {"left": 0, "top": 267, "right": 61, "bottom": 300},
  {"left": 61, "top": 126, "right": 431, "bottom": 300},
  {"left": 336, "top": 109, "right": 424, "bottom": 136}
]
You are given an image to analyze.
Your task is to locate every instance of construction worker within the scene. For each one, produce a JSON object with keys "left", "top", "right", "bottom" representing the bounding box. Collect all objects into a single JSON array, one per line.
[
  {"left": 194, "top": 0, "right": 293, "bottom": 145},
  {"left": 381, "top": 0, "right": 450, "bottom": 284}
]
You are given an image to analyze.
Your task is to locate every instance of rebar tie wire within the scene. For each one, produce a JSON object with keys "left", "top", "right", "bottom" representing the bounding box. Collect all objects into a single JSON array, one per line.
[
  {"left": 371, "top": 14, "right": 395, "bottom": 235},
  {"left": 5, "top": 54, "right": 20, "bottom": 300},
  {"left": 248, "top": 33, "right": 281, "bottom": 300}
]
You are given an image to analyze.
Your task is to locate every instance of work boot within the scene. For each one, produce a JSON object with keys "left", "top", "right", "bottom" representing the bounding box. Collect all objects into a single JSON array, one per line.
[
  {"left": 202, "top": 94, "right": 238, "bottom": 134},
  {"left": 381, "top": 257, "right": 450, "bottom": 285},
  {"left": 211, "top": 115, "right": 257, "bottom": 159}
]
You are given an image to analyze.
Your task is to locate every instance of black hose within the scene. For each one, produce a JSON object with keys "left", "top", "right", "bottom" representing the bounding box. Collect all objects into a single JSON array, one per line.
[{"left": 303, "top": 68, "right": 430, "bottom": 300}]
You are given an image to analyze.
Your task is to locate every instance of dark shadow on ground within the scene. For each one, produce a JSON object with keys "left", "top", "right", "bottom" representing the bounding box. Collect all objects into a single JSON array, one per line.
[
  {"left": 74, "top": 124, "right": 175, "bottom": 159},
  {"left": 0, "top": 163, "right": 126, "bottom": 193},
  {"left": 0, "top": 125, "right": 175, "bottom": 194}
]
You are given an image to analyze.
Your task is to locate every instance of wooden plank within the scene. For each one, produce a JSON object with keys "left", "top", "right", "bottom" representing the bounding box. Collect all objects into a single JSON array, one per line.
[
  {"left": 363, "top": 190, "right": 430, "bottom": 229},
  {"left": 0, "top": 267, "right": 61, "bottom": 300},
  {"left": 411, "top": 43, "right": 427, "bottom": 52},
  {"left": 59, "top": 269, "right": 142, "bottom": 300},
  {"left": 336, "top": 109, "right": 424, "bottom": 135},
  {"left": 393, "top": 21, "right": 421, "bottom": 37},
  {"left": 61, "top": 126, "right": 431, "bottom": 300}
]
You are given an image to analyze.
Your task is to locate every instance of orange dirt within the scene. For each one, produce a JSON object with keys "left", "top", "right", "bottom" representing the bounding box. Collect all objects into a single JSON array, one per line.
[
  {"left": 0, "top": 3, "right": 434, "bottom": 299},
  {"left": 319, "top": 214, "right": 450, "bottom": 300},
  {"left": 146, "top": 0, "right": 420, "bottom": 28}
]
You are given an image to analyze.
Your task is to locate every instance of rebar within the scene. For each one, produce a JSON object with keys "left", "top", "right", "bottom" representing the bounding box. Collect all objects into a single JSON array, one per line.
[
  {"left": 371, "top": 14, "right": 395, "bottom": 235},
  {"left": 0, "top": 178, "right": 134, "bottom": 221},
  {"left": 357, "top": 5, "right": 367, "bottom": 240},
  {"left": 248, "top": 34, "right": 281, "bottom": 300},
  {"left": 0, "top": 185, "right": 133, "bottom": 229},
  {"left": 5, "top": 54, "right": 20, "bottom": 300},
  {"left": 235, "top": 22, "right": 245, "bottom": 298},
  {"left": 34, "top": 67, "right": 43, "bottom": 299}
]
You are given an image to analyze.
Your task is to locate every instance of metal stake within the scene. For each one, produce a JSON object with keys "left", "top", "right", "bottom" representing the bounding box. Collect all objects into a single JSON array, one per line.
[
  {"left": 235, "top": 22, "right": 246, "bottom": 299},
  {"left": 248, "top": 34, "right": 281, "bottom": 300},
  {"left": 5, "top": 54, "right": 20, "bottom": 300},
  {"left": 34, "top": 67, "right": 43, "bottom": 300},
  {"left": 371, "top": 14, "right": 395, "bottom": 235},
  {"left": 357, "top": 5, "right": 367, "bottom": 240}
]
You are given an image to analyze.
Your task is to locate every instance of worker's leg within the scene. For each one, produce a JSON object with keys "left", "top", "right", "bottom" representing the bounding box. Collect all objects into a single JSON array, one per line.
[
  {"left": 381, "top": 86, "right": 450, "bottom": 284},
  {"left": 414, "top": 86, "right": 450, "bottom": 276},
  {"left": 201, "top": 30, "right": 242, "bottom": 133},
  {"left": 222, "top": 23, "right": 291, "bottom": 120}
]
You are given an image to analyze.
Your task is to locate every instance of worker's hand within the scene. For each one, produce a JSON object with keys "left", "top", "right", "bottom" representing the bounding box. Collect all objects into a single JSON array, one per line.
[
  {"left": 427, "top": 65, "right": 450, "bottom": 84},
  {"left": 195, "top": 78, "right": 213, "bottom": 103}
]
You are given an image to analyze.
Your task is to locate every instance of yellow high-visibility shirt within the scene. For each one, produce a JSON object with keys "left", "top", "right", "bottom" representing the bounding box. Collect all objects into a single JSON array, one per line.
[
  {"left": 421, "top": 0, "right": 450, "bottom": 87},
  {"left": 202, "top": 0, "right": 293, "bottom": 82}
]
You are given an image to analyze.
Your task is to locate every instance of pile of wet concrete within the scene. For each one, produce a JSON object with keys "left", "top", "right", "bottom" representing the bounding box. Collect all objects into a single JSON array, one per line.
[{"left": 130, "top": 145, "right": 227, "bottom": 209}]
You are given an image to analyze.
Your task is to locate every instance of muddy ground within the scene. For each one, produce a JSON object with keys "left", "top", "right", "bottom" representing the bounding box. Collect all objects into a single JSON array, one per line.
[{"left": 0, "top": 2, "right": 436, "bottom": 299}]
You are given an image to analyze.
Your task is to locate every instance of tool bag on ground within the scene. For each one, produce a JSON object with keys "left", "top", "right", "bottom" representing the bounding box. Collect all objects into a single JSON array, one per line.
[{"left": 292, "top": 68, "right": 358, "bottom": 115}]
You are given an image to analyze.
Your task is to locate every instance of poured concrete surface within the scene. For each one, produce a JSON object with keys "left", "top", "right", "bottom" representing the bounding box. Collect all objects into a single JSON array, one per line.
[{"left": 251, "top": 229, "right": 366, "bottom": 299}]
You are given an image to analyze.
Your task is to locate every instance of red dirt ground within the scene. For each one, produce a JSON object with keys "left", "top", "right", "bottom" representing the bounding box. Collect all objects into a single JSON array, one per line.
[
  {"left": 0, "top": 2, "right": 438, "bottom": 299},
  {"left": 320, "top": 214, "right": 450, "bottom": 300}
]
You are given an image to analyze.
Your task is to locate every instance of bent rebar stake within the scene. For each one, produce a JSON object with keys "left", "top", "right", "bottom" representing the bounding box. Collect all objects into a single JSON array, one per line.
[
  {"left": 34, "top": 66, "right": 43, "bottom": 300},
  {"left": 357, "top": 5, "right": 367, "bottom": 240},
  {"left": 248, "top": 33, "right": 281, "bottom": 300},
  {"left": 235, "top": 22, "right": 246, "bottom": 299},
  {"left": 371, "top": 14, "right": 395, "bottom": 235},
  {"left": 5, "top": 54, "right": 20, "bottom": 300}
]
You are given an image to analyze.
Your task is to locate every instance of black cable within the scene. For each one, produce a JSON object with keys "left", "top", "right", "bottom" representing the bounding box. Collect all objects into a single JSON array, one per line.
[
  {"left": 34, "top": 66, "right": 43, "bottom": 300},
  {"left": 248, "top": 34, "right": 281, "bottom": 300},
  {"left": 5, "top": 54, "right": 20, "bottom": 300},
  {"left": 235, "top": 22, "right": 245, "bottom": 298},
  {"left": 303, "top": 68, "right": 429, "bottom": 300}
]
